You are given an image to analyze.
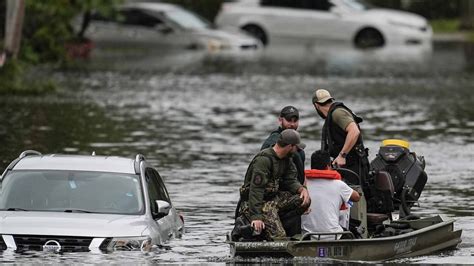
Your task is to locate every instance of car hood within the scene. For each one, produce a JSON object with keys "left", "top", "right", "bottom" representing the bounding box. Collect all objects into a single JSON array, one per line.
[
  {"left": 191, "top": 28, "right": 260, "bottom": 46},
  {"left": 367, "top": 8, "right": 428, "bottom": 27},
  {"left": 0, "top": 211, "right": 149, "bottom": 237}
]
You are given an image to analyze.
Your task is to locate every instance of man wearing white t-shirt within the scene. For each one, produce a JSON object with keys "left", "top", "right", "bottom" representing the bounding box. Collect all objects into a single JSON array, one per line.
[{"left": 301, "top": 150, "right": 360, "bottom": 238}]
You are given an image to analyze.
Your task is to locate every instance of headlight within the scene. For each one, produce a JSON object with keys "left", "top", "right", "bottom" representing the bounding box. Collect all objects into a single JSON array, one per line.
[
  {"left": 206, "top": 39, "right": 231, "bottom": 52},
  {"left": 103, "top": 236, "right": 153, "bottom": 252}
]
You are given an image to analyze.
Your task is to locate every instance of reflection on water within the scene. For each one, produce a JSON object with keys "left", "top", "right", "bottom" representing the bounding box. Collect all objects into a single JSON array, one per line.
[{"left": 1, "top": 41, "right": 473, "bottom": 263}]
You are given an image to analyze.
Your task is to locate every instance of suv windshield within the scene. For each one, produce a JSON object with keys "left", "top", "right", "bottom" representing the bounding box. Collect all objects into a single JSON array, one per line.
[
  {"left": 0, "top": 170, "right": 144, "bottom": 215},
  {"left": 165, "top": 8, "right": 210, "bottom": 29}
]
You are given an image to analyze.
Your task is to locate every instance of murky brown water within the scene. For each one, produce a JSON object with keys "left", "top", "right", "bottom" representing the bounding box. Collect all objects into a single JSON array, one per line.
[{"left": 1, "top": 41, "right": 473, "bottom": 263}]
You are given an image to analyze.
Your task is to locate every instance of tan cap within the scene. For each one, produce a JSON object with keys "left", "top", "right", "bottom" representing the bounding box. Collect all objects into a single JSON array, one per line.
[
  {"left": 312, "top": 89, "right": 334, "bottom": 104},
  {"left": 279, "top": 129, "right": 306, "bottom": 149}
]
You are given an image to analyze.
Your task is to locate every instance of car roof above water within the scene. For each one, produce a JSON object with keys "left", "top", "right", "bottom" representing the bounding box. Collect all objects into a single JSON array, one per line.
[
  {"left": 122, "top": 2, "right": 180, "bottom": 12},
  {"left": 12, "top": 154, "right": 136, "bottom": 174}
]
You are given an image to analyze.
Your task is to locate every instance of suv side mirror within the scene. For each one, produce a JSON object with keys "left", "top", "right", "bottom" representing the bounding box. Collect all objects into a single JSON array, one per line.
[
  {"left": 154, "top": 200, "right": 171, "bottom": 218},
  {"left": 155, "top": 24, "right": 173, "bottom": 34}
]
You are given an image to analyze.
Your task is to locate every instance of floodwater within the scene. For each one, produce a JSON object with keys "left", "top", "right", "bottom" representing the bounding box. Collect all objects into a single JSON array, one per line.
[{"left": 1, "top": 41, "right": 473, "bottom": 264}]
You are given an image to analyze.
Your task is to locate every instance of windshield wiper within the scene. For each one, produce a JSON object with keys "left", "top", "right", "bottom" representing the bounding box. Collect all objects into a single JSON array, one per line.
[
  {"left": 4, "top": 208, "right": 29, "bottom": 211},
  {"left": 63, "top": 209, "right": 95, "bottom": 213},
  {"left": 64, "top": 209, "right": 97, "bottom": 213}
]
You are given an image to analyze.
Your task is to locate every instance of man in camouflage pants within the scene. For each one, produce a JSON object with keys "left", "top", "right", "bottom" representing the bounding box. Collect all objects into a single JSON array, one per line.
[{"left": 237, "top": 129, "right": 311, "bottom": 240}]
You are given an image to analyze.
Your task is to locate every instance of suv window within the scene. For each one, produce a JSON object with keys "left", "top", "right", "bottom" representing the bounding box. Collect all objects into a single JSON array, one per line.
[
  {"left": 146, "top": 168, "right": 171, "bottom": 211},
  {"left": 260, "top": 0, "right": 332, "bottom": 11},
  {"left": 91, "top": 8, "right": 163, "bottom": 27},
  {"left": 119, "top": 9, "right": 163, "bottom": 27}
]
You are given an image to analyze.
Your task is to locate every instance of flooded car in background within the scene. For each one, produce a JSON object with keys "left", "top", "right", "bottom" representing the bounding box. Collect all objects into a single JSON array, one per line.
[
  {"left": 84, "top": 2, "right": 262, "bottom": 53},
  {"left": 216, "top": 0, "right": 432, "bottom": 48},
  {"left": 0, "top": 151, "right": 184, "bottom": 253}
]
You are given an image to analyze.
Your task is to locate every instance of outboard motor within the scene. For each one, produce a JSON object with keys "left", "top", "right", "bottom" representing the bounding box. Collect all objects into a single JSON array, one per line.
[{"left": 369, "top": 139, "right": 428, "bottom": 216}]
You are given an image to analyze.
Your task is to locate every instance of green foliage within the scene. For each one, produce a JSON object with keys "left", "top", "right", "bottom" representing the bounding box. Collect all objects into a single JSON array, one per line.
[
  {"left": 20, "top": 0, "right": 123, "bottom": 64},
  {"left": 430, "top": 19, "right": 461, "bottom": 33},
  {"left": 468, "top": 32, "right": 474, "bottom": 42},
  {"left": 0, "top": 60, "right": 56, "bottom": 95},
  {"left": 0, "top": 0, "right": 122, "bottom": 94}
]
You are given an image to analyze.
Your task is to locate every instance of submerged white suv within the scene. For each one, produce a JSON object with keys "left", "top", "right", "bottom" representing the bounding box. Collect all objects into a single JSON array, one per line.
[
  {"left": 216, "top": 0, "right": 432, "bottom": 48},
  {"left": 0, "top": 151, "right": 184, "bottom": 253}
]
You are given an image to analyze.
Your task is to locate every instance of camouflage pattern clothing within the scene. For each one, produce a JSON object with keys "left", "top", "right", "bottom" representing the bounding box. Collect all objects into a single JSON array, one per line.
[
  {"left": 238, "top": 147, "right": 307, "bottom": 240},
  {"left": 239, "top": 191, "right": 307, "bottom": 239}
]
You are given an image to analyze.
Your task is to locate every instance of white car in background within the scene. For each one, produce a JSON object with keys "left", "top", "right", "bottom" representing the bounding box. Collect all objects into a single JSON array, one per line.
[
  {"left": 215, "top": 0, "right": 432, "bottom": 48},
  {"left": 84, "top": 2, "right": 262, "bottom": 53}
]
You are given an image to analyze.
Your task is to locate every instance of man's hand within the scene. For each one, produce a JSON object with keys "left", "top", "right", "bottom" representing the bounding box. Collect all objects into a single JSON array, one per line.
[
  {"left": 251, "top": 220, "right": 265, "bottom": 234},
  {"left": 333, "top": 154, "right": 346, "bottom": 167},
  {"left": 298, "top": 186, "right": 310, "bottom": 206}
]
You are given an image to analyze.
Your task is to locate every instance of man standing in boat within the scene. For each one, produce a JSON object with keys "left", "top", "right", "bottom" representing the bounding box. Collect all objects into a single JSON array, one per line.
[
  {"left": 236, "top": 129, "right": 310, "bottom": 240},
  {"left": 312, "top": 89, "right": 370, "bottom": 186},
  {"left": 302, "top": 150, "right": 360, "bottom": 238}
]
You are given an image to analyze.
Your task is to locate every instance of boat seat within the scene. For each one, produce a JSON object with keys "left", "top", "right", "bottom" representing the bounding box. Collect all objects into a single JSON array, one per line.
[
  {"left": 367, "top": 213, "right": 389, "bottom": 224},
  {"left": 375, "top": 171, "right": 395, "bottom": 197}
]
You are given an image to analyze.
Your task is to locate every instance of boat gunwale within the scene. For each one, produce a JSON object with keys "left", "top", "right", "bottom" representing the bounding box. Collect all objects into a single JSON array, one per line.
[{"left": 229, "top": 216, "right": 457, "bottom": 246}]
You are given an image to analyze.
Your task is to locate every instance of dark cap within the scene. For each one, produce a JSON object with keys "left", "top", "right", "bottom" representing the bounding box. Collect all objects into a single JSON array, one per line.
[
  {"left": 279, "top": 106, "right": 299, "bottom": 120},
  {"left": 279, "top": 129, "right": 306, "bottom": 149}
]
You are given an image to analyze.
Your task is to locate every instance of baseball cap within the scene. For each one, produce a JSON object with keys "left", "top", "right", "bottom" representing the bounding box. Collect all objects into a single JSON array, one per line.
[
  {"left": 312, "top": 89, "right": 334, "bottom": 104},
  {"left": 279, "top": 106, "right": 299, "bottom": 120},
  {"left": 279, "top": 129, "right": 306, "bottom": 149}
]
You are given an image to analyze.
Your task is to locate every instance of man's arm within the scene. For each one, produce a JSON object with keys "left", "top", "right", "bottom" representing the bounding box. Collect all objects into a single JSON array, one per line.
[
  {"left": 334, "top": 122, "right": 360, "bottom": 166},
  {"left": 248, "top": 157, "right": 271, "bottom": 221},
  {"left": 349, "top": 189, "right": 360, "bottom": 202},
  {"left": 281, "top": 160, "right": 310, "bottom": 206},
  {"left": 280, "top": 160, "right": 301, "bottom": 193}
]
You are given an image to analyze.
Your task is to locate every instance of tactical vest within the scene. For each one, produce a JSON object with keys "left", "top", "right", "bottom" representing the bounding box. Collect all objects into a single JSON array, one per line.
[
  {"left": 322, "top": 102, "right": 365, "bottom": 164},
  {"left": 239, "top": 151, "right": 290, "bottom": 201},
  {"left": 262, "top": 128, "right": 305, "bottom": 185}
]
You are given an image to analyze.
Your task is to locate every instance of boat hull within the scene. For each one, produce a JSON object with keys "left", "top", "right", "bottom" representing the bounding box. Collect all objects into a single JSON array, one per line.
[{"left": 229, "top": 215, "right": 462, "bottom": 261}]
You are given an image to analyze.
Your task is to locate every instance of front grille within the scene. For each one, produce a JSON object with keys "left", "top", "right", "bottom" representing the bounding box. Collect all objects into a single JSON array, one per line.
[
  {"left": 13, "top": 235, "right": 93, "bottom": 252},
  {"left": 0, "top": 236, "right": 7, "bottom": 250}
]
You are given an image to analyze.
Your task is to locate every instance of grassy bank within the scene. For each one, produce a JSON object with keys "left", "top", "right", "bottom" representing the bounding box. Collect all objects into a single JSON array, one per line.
[
  {"left": 0, "top": 60, "right": 57, "bottom": 95},
  {"left": 430, "top": 19, "right": 474, "bottom": 41}
]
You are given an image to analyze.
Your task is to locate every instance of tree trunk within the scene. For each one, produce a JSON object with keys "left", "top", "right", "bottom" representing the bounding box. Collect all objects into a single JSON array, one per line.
[
  {"left": 4, "top": 0, "right": 25, "bottom": 59},
  {"left": 460, "top": 0, "right": 474, "bottom": 30}
]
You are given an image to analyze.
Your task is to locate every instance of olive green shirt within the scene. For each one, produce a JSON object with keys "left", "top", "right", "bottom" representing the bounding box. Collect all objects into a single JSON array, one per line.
[
  {"left": 332, "top": 108, "right": 355, "bottom": 131},
  {"left": 242, "top": 148, "right": 302, "bottom": 221}
]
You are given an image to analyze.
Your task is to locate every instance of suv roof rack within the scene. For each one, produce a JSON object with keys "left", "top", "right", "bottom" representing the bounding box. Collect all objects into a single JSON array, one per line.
[
  {"left": 19, "top": 150, "right": 42, "bottom": 159},
  {"left": 1, "top": 150, "right": 43, "bottom": 175},
  {"left": 134, "top": 154, "right": 146, "bottom": 174}
]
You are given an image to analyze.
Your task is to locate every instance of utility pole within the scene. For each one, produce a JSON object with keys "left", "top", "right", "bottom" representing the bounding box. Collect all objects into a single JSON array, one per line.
[
  {"left": 4, "top": 0, "right": 25, "bottom": 59},
  {"left": 460, "top": 0, "right": 474, "bottom": 30}
]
